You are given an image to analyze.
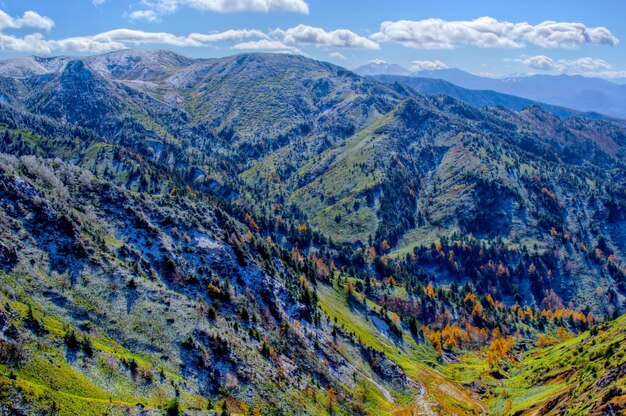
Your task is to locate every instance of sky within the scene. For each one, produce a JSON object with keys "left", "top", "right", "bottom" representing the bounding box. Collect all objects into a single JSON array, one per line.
[{"left": 0, "top": 0, "right": 625, "bottom": 79}]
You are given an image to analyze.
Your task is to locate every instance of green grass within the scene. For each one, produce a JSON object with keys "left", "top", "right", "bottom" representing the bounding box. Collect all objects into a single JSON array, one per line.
[
  {"left": 443, "top": 314, "right": 626, "bottom": 415},
  {"left": 315, "top": 282, "right": 484, "bottom": 415}
]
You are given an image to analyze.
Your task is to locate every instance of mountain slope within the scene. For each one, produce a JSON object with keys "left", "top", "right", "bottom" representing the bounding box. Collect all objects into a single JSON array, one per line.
[
  {"left": 1, "top": 50, "right": 626, "bottom": 415},
  {"left": 447, "top": 314, "right": 626, "bottom": 415},
  {"left": 370, "top": 74, "right": 625, "bottom": 124},
  {"left": 0, "top": 150, "right": 447, "bottom": 415},
  {"left": 1, "top": 50, "right": 625, "bottom": 314},
  {"left": 355, "top": 64, "right": 626, "bottom": 119}
]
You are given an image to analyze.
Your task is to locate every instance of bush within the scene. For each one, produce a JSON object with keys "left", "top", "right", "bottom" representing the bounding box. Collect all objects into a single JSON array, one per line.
[
  {"left": 64, "top": 329, "right": 80, "bottom": 349},
  {"left": 165, "top": 398, "right": 180, "bottom": 416},
  {"left": 0, "top": 340, "right": 25, "bottom": 367}
]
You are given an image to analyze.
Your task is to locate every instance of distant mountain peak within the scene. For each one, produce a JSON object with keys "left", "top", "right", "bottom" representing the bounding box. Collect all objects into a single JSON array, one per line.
[
  {"left": 84, "top": 48, "right": 197, "bottom": 81},
  {"left": 354, "top": 61, "right": 412, "bottom": 76},
  {"left": 358, "top": 62, "right": 626, "bottom": 119}
]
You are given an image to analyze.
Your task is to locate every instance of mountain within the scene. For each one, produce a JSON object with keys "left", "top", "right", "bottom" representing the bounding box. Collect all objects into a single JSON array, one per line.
[
  {"left": 353, "top": 61, "right": 413, "bottom": 77},
  {"left": 1, "top": 50, "right": 626, "bottom": 415},
  {"left": 84, "top": 49, "right": 197, "bottom": 81},
  {"left": 421, "top": 71, "right": 626, "bottom": 119},
  {"left": 355, "top": 64, "right": 626, "bottom": 119},
  {"left": 369, "top": 74, "right": 625, "bottom": 123}
]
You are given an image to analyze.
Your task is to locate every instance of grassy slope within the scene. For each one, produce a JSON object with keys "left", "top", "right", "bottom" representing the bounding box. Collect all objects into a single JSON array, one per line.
[
  {"left": 316, "top": 282, "right": 485, "bottom": 415},
  {"left": 0, "top": 290, "right": 193, "bottom": 415},
  {"left": 443, "top": 315, "right": 626, "bottom": 416},
  {"left": 497, "top": 315, "right": 626, "bottom": 415}
]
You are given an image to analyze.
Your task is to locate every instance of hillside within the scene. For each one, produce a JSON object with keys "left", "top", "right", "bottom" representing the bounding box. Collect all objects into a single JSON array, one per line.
[
  {"left": 0, "top": 50, "right": 626, "bottom": 415},
  {"left": 0, "top": 150, "right": 442, "bottom": 415},
  {"left": 355, "top": 64, "right": 626, "bottom": 119},
  {"left": 369, "top": 74, "right": 624, "bottom": 124},
  {"left": 446, "top": 314, "right": 626, "bottom": 415}
]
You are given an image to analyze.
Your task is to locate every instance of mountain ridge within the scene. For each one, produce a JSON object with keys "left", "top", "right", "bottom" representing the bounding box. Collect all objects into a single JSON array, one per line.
[
  {"left": 1, "top": 49, "right": 626, "bottom": 415},
  {"left": 355, "top": 62, "right": 626, "bottom": 118}
]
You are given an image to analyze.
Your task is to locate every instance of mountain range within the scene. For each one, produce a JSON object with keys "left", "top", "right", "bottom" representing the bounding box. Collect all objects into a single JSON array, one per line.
[
  {"left": 355, "top": 62, "right": 626, "bottom": 119},
  {"left": 0, "top": 49, "right": 625, "bottom": 415}
]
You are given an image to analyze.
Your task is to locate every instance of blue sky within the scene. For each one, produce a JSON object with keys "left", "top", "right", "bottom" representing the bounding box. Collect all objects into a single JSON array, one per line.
[{"left": 0, "top": 0, "right": 624, "bottom": 78}]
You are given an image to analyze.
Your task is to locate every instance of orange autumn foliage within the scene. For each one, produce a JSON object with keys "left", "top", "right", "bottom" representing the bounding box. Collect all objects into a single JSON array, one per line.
[{"left": 424, "top": 282, "right": 436, "bottom": 298}]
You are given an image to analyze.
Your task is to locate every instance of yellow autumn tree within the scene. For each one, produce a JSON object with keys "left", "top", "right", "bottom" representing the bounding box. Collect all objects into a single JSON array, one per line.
[
  {"left": 388, "top": 275, "right": 397, "bottom": 287},
  {"left": 535, "top": 334, "right": 557, "bottom": 347},
  {"left": 424, "top": 328, "right": 443, "bottom": 352},
  {"left": 557, "top": 326, "right": 572, "bottom": 341},
  {"left": 327, "top": 387, "right": 337, "bottom": 413},
  {"left": 424, "top": 282, "right": 436, "bottom": 298},
  {"left": 442, "top": 324, "right": 463, "bottom": 349},
  {"left": 471, "top": 302, "right": 484, "bottom": 318},
  {"left": 486, "top": 338, "right": 509, "bottom": 366}
]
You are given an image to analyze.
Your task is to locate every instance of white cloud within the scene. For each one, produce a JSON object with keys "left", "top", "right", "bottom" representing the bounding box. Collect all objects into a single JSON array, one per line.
[
  {"left": 129, "top": 10, "right": 159, "bottom": 22},
  {"left": 189, "top": 29, "right": 267, "bottom": 43},
  {"left": 92, "top": 29, "right": 202, "bottom": 47},
  {"left": 329, "top": 51, "right": 346, "bottom": 60},
  {"left": 131, "top": 0, "right": 309, "bottom": 21},
  {"left": 53, "top": 36, "right": 126, "bottom": 53},
  {"left": 602, "top": 71, "right": 626, "bottom": 79},
  {"left": 272, "top": 24, "right": 379, "bottom": 49},
  {"left": 368, "top": 59, "right": 386, "bottom": 64},
  {"left": 518, "top": 55, "right": 561, "bottom": 71},
  {"left": 410, "top": 60, "right": 448, "bottom": 71},
  {"left": 232, "top": 39, "right": 302, "bottom": 54},
  {"left": 0, "top": 26, "right": 267, "bottom": 54},
  {"left": 0, "top": 7, "right": 373, "bottom": 56},
  {"left": 565, "top": 57, "right": 612, "bottom": 72},
  {"left": 0, "top": 9, "right": 54, "bottom": 31},
  {"left": 92, "top": 0, "right": 107, "bottom": 5},
  {"left": 0, "top": 32, "right": 122, "bottom": 55},
  {"left": 517, "top": 55, "right": 622, "bottom": 77},
  {"left": 372, "top": 17, "right": 619, "bottom": 50}
]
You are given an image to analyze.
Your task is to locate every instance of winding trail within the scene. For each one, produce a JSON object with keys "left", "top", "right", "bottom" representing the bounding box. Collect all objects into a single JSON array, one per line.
[{"left": 412, "top": 381, "right": 438, "bottom": 416}]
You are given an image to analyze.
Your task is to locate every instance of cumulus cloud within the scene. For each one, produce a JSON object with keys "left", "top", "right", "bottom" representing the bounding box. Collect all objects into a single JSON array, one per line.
[
  {"left": 372, "top": 17, "right": 619, "bottom": 49},
  {"left": 565, "top": 57, "right": 613, "bottom": 72},
  {"left": 232, "top": 39, "right": 302, "bottom": 54},
  {"left": 0, "top": 24, "right": 267, "bottom": 54},
  {"left": 92, "top": 29, "right": 203, "bottom": 47},
  {"left": 517, "top": 55, "right": 621, "bottom": 76},
  {"left": 519, "top": 55, "right": 561, "bottom": 71},
  {"left": 129, "top": 10, "right": 159, "bottom": 22},
  {"left": 0, "top": 9, "right": 54, "bottom": 31},
  {"left": 189, "top": 29, "right": 267, "bottom": 43},
  {"left": 0, "top": 22, "right": 377, "bottom": 55},
  {"left": 272, "top": 24, "right": 379, "bottom": 49},
  {"left": 0, "top": 6, "right": 375, "bottom": 56},
  {"left": 131, "top": 0, "right": 309, "bottom": 21},
  {"left": 329, "top": 51, "right": 346, "bottom": 60},
  {"left": 410, "top": 60, "right": 448, "bottom": 71}
]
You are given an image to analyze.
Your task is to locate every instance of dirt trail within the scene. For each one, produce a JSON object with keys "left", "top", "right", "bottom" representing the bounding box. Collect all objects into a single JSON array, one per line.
[{"left": 412, "top": 381, "right": 438, "bottom": 416}]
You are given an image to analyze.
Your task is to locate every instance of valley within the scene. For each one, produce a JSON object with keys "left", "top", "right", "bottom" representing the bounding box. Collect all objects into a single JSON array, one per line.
[{"left": 0, "top": 50, "right": 625, "bottom": 415}]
